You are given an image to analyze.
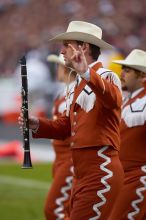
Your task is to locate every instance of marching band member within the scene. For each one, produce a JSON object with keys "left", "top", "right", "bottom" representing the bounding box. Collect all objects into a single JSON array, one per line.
[
  {"left": 19, "top": 21, "right": 124, "bottom": 219},
  {"left": 110, "top": 49, "right": 146, "bottom": 220},
  {"left": 45, "top": 54, "right": 76, "bottom": 220}
]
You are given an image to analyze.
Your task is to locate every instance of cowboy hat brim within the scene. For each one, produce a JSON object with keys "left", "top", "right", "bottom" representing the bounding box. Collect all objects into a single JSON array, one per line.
[
  {"left": 50, "top": 32, "right": 113, "bottom": 50},
  {"left": 113, "top": 60, "right": 146, "bottom": 73}
]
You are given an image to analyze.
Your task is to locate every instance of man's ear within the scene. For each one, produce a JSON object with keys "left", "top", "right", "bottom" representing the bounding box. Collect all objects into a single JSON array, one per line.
[
  {"left": 136, "top": 72, "right": 146, "bottom": 85},
  {"left": 82, "top": 43, "right": 90, "bottom": 53},
  {"left": 141, "top": 72, "right": 146, "bottom": 78},
  {"left": 135, "top": 71, "right": 145, "bottom": 79},
  {"left": 142, "top": 77, "right": 146, "bottom": 83}
]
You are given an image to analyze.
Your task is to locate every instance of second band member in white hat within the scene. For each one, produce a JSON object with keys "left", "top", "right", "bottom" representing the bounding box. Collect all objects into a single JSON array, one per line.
[
  {"left": 110, "top": 49, "right": 146, "bottom": 220},
  {"left": 44, "top": 54, "right": 76, "bottom": 220}
]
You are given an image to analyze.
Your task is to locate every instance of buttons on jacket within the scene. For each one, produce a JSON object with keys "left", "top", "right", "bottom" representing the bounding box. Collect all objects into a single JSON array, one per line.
[
  {"left": 70, "top": 142, "right": 74, "bottom": 147},
  {"left": 71, "top": 111, "right": 77, "bottom": 147},
  {"left": 53, "top": 115, "right": 57, "bottom": 120},
  {"left": 72, "top": 131, "right": 75, "bottom": 136},
  {"left": 73, "top": 112, "right": 77, "bottom": 128},
  {"left": 73, "top": 121, "right": 77, "bottom": 126}
]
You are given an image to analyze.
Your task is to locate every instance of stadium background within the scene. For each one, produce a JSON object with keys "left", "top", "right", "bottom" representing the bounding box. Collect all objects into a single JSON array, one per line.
[{"left": 0, "top": 0, "right": 145, "bottom": 219}]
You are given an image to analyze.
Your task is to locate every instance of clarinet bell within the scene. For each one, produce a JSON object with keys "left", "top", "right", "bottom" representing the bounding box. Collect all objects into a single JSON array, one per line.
[{"left": 22, "top": 150, "right": 32, "bottom": 169}]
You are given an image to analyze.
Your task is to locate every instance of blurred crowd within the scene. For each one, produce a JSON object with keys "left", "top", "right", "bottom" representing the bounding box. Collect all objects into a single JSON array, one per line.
[
  {"left": 0, "top": 0, "right": 146, "bottom": 76},
  {"left": 0, "top": 0, "right": 145, "bottom": 123}
]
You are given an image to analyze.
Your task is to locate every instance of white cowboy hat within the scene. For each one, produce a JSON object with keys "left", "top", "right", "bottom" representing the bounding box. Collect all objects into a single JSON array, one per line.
[
  {"left": 50, "top": 21, "right": 113, "bottom": 50},
  {"left": 112, "top": 49, "right": 146, "bottom": 73},
  {"left": 47, "top": 54, "right": 65, "bottom": 66}
]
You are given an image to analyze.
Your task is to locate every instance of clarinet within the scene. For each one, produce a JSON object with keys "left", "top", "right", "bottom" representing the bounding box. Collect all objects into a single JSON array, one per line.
[{"left": 20, "top": 56, "right": 32, "bottom": 168}]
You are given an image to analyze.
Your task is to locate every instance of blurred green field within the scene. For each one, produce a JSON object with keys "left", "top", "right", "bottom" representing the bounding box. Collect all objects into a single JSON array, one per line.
[{"left": 0, "top": 162, "right": 53, "bottom": 220}]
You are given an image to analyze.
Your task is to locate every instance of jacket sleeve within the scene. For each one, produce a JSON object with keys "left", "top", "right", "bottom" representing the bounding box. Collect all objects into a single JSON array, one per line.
[
  {"left": 32, "top": 115, "right": 71, "bottom": 140},
  {"left": 86, "top": 68, "right": 122, "bottom": 109}
]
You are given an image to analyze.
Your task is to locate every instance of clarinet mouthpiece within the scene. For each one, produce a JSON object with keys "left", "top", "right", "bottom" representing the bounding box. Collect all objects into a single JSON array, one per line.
[{"left": 20, "top": 56, "right": 26, "bottom": 65}]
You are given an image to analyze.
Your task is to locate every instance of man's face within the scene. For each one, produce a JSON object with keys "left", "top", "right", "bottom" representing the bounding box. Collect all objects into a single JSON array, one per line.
[
  {"left": 60, "top": 40, "right": 79, "bottom": 68},
  {"left": 120, "top": 66, "right": 139, "bottom": 92}
]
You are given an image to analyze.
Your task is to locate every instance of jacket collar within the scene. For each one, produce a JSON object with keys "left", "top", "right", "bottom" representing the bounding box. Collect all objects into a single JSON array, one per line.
[{"left": 89, "top": 61, "right": 103, "bottom": 71}]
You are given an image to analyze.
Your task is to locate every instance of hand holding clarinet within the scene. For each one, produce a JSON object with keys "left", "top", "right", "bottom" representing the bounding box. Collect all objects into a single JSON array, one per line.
[{"left": 18, "top": 113, "right": 39, "bottom": 132}]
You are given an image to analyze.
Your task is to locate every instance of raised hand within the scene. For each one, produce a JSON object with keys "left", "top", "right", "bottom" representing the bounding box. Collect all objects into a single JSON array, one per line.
[{"left": 68, "top": 44, "right": 88, "bottom": 75}]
